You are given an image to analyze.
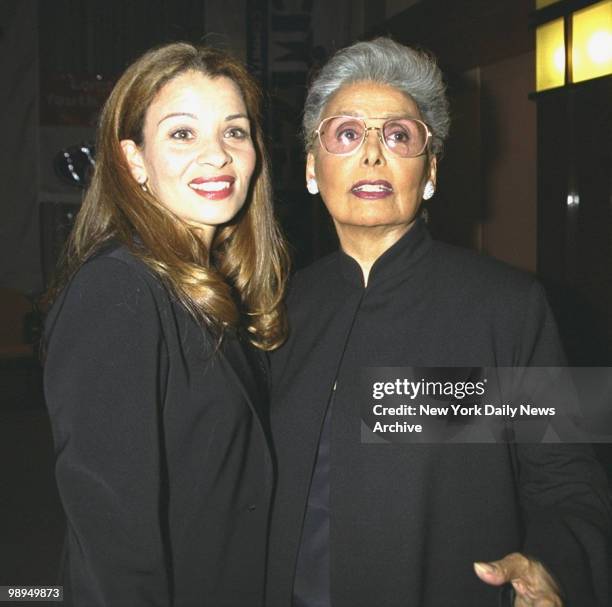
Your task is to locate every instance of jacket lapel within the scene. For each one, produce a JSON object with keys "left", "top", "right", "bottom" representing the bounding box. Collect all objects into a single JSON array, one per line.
[{"left": 218, "top": 333, "right": 268, "bottom": 431}]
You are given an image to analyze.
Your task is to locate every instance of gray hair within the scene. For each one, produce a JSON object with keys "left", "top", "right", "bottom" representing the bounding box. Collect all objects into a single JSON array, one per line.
[{"left": 303, "top": 37, "right": 450, "bottom": 157}]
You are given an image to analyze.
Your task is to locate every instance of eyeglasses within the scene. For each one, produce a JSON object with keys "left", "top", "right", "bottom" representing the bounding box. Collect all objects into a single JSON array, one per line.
[{"left": 314, "top": 115, "right": 432, "bottom": 158}]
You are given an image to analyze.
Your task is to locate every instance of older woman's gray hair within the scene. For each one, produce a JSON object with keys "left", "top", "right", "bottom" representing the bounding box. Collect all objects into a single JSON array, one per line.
[{"left": 303, "top": 37, "right": 450, "bottom": 157}]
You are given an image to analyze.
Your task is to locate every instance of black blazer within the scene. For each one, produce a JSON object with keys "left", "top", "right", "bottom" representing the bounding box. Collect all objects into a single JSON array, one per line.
[
  {"left": 267, "top": 220, "right": 611, "bottom": 607},
  {"left": 44, "top": 244, "right": 273, "bottom": 607}
]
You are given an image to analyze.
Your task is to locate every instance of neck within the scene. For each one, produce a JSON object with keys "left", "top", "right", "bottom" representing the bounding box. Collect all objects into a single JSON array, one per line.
[
  {"left": 193, "top": 225, "right": 215, "bottom": 251},
  {"left": 334, "top": 221, "right": 415, "bottom": 286}
]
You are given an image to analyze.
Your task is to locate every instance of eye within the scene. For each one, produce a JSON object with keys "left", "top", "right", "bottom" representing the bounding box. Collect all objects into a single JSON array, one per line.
[
  {"left": 329, "top": 118, "right": 364, "bottom": 144},
  {"left": 225, "top": 127, "right": 250, "bottom": 140},
  {"left": 386, "top": 127, "right": 411, "bottom": 143},
  {"left": 170, "top": 128, "right": 194, "bottom": 141},
  {"left": 337, "top": 128, "right": 360, "bottom": 142}
]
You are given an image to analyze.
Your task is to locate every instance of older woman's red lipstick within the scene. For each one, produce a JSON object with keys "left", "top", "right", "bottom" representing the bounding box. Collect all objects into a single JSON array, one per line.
[
  {"left": 351, "top": 180, "right": 393, "bottom": 199},
  {"left": 188, "top": 175, "right": 235, "bottom": 200}
]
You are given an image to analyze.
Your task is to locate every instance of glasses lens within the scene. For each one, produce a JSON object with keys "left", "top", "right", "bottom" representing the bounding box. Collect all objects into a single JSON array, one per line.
[
  {"left": 320, "top": 116, "right": 365, "bottom": 154},
  {"left": 383, "top": 119, "right": 428, "bottom": 157}
]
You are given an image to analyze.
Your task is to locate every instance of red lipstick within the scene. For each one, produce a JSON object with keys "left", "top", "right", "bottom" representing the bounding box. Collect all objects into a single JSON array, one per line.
[
  {"left": 350, "top": 179, "right": 393, "bottom": 200},
  {"left": 188, "top": 175, "right": 236, "bottom": 200}
]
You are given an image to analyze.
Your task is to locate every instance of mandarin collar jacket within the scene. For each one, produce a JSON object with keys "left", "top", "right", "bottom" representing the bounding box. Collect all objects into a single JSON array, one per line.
[{"left": 267, "top": 220, "right": 610, "bottom": 607}]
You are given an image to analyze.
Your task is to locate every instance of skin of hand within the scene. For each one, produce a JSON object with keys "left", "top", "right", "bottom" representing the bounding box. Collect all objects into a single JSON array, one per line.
[{"left": 474, "top": 553, "right": 563, "bottom": 607}]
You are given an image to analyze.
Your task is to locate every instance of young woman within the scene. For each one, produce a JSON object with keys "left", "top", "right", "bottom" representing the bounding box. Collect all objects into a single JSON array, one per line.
[{"left": 43, "top": 43, "right": 288, "bottom": 607}]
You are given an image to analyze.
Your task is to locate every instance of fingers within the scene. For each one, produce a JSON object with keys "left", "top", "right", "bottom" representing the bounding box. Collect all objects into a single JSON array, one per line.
[
  {"left": 474, "top": 553, "right": 563, "bottom": 607},
  {"left": 474, "top": 552, "right": 529, "bottom": 586}
]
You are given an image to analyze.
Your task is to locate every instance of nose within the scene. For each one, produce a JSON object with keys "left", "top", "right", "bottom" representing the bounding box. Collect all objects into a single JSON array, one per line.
[
  {"left": 360, "top": 127, "right": 386, "bottom": 166},
  {"left": 196, "top": 137, "right": 232, "bottom": 168}
]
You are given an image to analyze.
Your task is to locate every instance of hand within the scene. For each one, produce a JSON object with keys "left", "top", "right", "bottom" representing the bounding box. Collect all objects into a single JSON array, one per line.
[{"left": 474, "top": 553, "right": 563, "bottom": 606}]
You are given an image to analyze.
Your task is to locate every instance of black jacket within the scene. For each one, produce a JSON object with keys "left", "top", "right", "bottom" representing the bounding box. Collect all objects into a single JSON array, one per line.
[
  {"left": 44, "top": 244, "right": 273, "bottom": 607},
  {"left": 267, "top": 219, "right": 610, "bottom": 607}
]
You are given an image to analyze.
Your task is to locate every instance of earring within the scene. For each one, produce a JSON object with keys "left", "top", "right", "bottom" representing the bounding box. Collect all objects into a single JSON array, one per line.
[
  {"left": 306, "top": 178, "right": 319, "bottom": 195},
  {"left": 423, "top": 180, "right": 435, "bottom": 200},
  {"left": 139, "top": 178, "right": 149, "bottom": 193}
]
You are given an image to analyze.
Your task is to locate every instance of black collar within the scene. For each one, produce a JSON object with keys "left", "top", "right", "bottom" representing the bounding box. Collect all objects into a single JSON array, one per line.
[{"left": 337, "top": 218, "right": 432, "bottom": 288}]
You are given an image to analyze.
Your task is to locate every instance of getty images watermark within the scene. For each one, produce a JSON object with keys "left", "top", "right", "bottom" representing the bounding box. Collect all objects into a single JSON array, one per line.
[{"left": 360, "top": 367, "right": 612, "bottom": 444}]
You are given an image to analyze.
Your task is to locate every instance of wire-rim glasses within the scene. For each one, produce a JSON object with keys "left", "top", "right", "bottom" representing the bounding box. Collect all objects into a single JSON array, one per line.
[{"left": 315, "top": 115, "right": 432, "bottom": 158}]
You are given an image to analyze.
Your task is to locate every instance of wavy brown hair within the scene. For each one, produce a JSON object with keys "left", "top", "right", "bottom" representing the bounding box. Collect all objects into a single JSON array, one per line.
[{"left": 46, "top": 43, "right": 289, "bottom": 350}]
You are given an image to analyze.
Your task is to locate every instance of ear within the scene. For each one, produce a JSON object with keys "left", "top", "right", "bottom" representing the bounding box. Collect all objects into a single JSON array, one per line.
[
  {"left": 306, "top": 152, "right": 316, "bottom": 184},
  {"left": 120, "top": 139, "right": 148, "bottom": 185},
  {"left": 428, "top": 155, "right": 437, "bottom": 188}
]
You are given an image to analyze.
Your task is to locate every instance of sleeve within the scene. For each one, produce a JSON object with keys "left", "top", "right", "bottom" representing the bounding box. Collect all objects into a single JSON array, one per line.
[
  {"left": 44, "top": 257, "right": 171, "bottom": 607},
  {"left": 515, "top": 281, "right": 611, "bottom": 607}
]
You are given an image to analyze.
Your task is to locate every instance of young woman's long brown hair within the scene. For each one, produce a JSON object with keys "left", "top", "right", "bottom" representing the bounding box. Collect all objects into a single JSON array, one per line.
[{"left": 46, "top": 43, "right": 288, "bottom": 350}]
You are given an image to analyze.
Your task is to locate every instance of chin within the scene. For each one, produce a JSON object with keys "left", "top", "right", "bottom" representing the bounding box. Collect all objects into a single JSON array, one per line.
[
  {"left": 189, "top": 206, "right": 244, "bottom": 226},
  {"left": 348, "top": 213, "right": 402, "bottom": 227}
]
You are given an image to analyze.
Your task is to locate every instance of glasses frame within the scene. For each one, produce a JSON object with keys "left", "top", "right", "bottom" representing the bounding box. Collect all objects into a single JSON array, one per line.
[{"left": 314, "top": 115, "right": 433, "bottom": 158}]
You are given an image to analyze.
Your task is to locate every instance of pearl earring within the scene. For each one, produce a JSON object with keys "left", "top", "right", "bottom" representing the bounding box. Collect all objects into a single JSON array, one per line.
[
  {"left": 423, "top": 180, "right": 435, "bottom": 200},
  {"left": 139, "top": 178, "right": 149, "bottom": 193},
  {"left": 306, "top": 178, "right": 319, "bottom": 195}
]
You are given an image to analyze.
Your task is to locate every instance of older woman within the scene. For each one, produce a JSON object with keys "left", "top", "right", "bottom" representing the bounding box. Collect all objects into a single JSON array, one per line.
[
  {"left": 43, "top": 43, "right": 287, "bottom": 606},
  {"left": 267, "top": 38, "right": 610, "bottom": 607}
]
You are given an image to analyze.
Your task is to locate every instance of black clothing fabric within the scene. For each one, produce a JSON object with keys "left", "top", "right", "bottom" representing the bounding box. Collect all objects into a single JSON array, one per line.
[
  {"left": 44, "top": 245, "right": 273, "bottom": 607},
  {"left": 292, "top": 396, "right": 333, "bottom": 607},
  {"left": 266, "top": 219, "right": 611, "bottom": 607}
]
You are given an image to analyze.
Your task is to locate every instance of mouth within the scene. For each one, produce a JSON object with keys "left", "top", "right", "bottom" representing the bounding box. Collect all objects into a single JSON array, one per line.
[
  {"left": 350, "top": 180, "right": 393, "bottom": 199},
  {"left": 188, "top": 175, "right": 236, "bottom": 200}
]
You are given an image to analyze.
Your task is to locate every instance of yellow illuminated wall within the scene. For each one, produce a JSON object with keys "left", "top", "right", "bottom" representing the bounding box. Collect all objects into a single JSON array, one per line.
[
  {"left": 536, "top": 18, "right": 566, "bottom": 90},
  {"left": 536, "top": 0, "right": 562, "bottom": 8},
  {"left": 572, "top": 0, "right": 612, "bottom": 83}
]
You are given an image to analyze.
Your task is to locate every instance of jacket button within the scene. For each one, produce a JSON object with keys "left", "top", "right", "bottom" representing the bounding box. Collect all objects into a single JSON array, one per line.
[{"left": 247, "top": 504, "right": 257, "bottom": 512}]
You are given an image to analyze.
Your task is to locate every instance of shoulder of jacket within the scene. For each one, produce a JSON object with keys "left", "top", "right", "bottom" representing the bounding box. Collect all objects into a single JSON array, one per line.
[
  {"left": 80, "top": 244, "right": 165, "bottom": 292},
  {"left": 54, "top": 246, "right": 169, "bottom": 316},
  {"left": 288, "top": 251, "right": 340, "bottom": 293},
  {"left": 430, "top": 240, "right": 537, "bottom": 294},
  {"left": 90, "top": 243, "right": 150, "bottom": 273},
  {"left": 44, "top": 247, "right": 164, "bottom": 347}
]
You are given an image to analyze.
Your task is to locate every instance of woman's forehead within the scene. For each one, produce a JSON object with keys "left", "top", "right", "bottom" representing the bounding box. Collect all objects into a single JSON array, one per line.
[
  {"left": 146, "top": 72, "right": 246, "bottom": 121},
  {"left": 322, "top": 81, "right": 420, "bottom": 120}
]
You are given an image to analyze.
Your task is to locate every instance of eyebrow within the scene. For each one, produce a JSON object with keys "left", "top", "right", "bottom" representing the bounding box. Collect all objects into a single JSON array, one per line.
[
  {"left": 157, "top": 112, "right": 197, "bottom": 126},
  {"left": 157, "top": 112, "right": 249, "bottom": 126},
  {"left": 225, "top": 113, "right": 249, "bottom": 121}
]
